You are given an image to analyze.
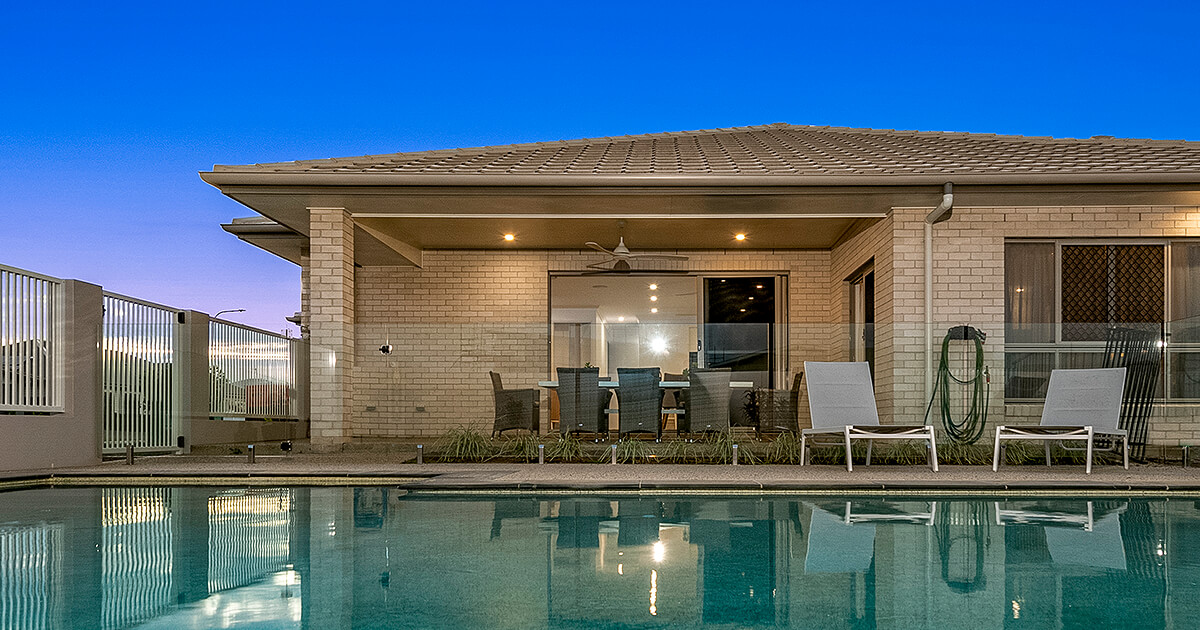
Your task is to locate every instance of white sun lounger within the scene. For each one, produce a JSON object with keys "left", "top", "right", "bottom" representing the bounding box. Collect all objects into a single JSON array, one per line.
[
  {"left": 992, "top": 367, "right": 1128, "bottom": 474},
  {"left": 801, "top": 361, "right": 939, "bottom": 472}
]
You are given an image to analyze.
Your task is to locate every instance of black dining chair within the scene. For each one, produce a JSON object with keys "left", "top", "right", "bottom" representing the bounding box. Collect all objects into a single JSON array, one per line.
[
  {"left": 489, "top": 371, "right": 540, "bottom": 437},
  {"left": 616, "top": 367, "right": 664, "bottom": 438},
  {"left": 686, "top": 368, "right": 732, "bottom": 434},
  {"left": 556, "top": 367, "right": 608, "bottom": 435},
  {"left": 762, "top": 372, "right": 804, "bottom": 434}
]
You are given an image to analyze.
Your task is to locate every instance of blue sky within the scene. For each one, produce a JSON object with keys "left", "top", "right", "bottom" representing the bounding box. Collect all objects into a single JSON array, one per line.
[{"left": 2, "top": 1, "right": 1198, "bottom": 331}]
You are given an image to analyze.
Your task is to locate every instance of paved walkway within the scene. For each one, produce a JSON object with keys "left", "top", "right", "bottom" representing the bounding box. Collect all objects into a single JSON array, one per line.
[{"left": 6, "top": 453, "right": 1200, "bottom": 493}]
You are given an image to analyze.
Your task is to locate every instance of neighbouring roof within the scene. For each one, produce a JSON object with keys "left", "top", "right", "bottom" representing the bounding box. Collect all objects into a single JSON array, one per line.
[{"left": 209, "top": 123, "right": 1200, "bottom": 180}]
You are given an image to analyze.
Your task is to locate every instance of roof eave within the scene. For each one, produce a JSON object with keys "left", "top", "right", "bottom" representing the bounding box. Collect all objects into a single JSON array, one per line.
[{"left": 199, "top": 171, "right": 1200, "bottom": 188}]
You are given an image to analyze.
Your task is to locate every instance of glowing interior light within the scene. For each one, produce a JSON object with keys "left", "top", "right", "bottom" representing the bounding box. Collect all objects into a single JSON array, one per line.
[
  {"left": 617, "top": 316, "right": 625, "bottom": 322},
  {"left": 756, "top": 284, "right": 763, "bottom": 289},
  {"left": 649, "top": 283, "right": 658, "bottom": 290},
  {"left": 617, "top": 563, "right": 624, "bottom": 575},
  {"left": 740, "top": 308, "right": 746, "bottom": 312},
  {"left": 735, "top": 233, "right": 746, "bottom": 241},
  {"left": 1014, "top": 287, "right": 1025, "bottom": 293},
  {"left": 652, "top": 540, "right": 665, "bottom": 563},
  {"left": 503, "top": 234, "right": 515, "bottom": 241},
  {"left": 650, "top": 308, "right": 658, "bottom": 313},
  {"left": 649, "top": 295, "right": 658, "bottom": 302},
  {"left": 649, "top": 337, "right": 668, "bottom": 355}
]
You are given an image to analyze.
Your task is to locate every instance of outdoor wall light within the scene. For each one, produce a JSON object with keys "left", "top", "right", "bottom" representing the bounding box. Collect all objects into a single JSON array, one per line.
[
  {"left": 734, "top": 233, "right": 746, "bottom": 241},
  {"left": 379, "top": 344, "right": 393, "bottom": 355},
  {"left": 503, "top": 233, "right": 515, "bottom": 241}
]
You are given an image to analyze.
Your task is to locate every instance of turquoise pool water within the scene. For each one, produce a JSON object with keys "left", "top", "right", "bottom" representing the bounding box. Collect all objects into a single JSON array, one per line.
[{"left": 1, "top": 488, "right": 1198, "bottom": 629}]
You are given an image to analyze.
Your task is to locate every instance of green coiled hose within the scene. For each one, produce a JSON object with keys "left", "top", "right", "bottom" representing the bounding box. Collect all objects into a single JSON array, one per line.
[{"left": 924, "top": 329, "right": 990, "bottom": 444}]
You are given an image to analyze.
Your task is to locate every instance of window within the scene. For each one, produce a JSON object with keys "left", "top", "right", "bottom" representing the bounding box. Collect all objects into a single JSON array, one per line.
[{"left": 1004, "top": 240, "right": 1200, "bottom": 401}]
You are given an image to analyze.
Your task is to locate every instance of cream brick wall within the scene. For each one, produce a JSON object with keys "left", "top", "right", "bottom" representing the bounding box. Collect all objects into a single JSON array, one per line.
[
  {"left": 350, "top": 248, "right": 834, "bottom": 437},
  {"left": 892, "top": 204, "right": 1200, "bottom": 445},
  {"left": 308, "top": 208, "right": 355, "bottom": 445}
]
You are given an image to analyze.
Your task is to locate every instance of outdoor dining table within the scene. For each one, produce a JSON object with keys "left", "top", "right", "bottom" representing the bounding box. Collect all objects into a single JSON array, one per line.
[{"left": 537, "top": 380, "right": 755, "bottom": 388}]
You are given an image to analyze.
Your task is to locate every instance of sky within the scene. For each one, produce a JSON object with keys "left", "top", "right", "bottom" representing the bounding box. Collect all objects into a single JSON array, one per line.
[{"left": 2, "top": 1, "right": 1199, "bottom": 332}]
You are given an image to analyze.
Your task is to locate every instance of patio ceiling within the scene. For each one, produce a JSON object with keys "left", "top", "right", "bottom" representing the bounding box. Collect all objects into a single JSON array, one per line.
[{"left": 218, "top": 186, "right": 904, "bottom": 266}]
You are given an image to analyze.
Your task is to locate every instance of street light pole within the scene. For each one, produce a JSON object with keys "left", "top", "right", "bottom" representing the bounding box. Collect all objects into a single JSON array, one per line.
[{"left": 214, "top": 308, "right": 246, "bottom": 319}]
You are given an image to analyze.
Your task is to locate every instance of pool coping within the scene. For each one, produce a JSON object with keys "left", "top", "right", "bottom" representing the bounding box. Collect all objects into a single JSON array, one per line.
[{"left": 6, "top": 470, "right": 1200, "bottom": 497}]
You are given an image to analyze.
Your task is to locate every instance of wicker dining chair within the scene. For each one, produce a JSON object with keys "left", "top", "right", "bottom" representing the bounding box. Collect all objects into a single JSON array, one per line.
[
  {"left": 556, "top": 367, "right": 608, "bottom": 435},
  {"left": 686, "top": 368, "right": 732, "bottom": 434},
  {"left": 616, "top": 367, "right": 664, "bottom": 437},
  {"left": 489, "top": 371, "right": 540, "bottom": 437},
  {"left": 761, "top": 372, "right": 804, "bottom": 433}
]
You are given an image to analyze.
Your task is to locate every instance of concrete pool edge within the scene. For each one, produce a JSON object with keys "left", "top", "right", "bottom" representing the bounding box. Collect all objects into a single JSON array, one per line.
[{"left": 8, "top": 470, "right": 1200, "bottom": 497}]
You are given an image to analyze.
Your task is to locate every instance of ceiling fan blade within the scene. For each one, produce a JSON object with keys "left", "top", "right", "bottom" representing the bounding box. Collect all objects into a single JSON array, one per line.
[
  {"left": 585, "top": 242, "right": 614, "bottom": 255},
  {"left": 627, "top": 253, "right": 689, "bottom": 261},
  {"left": 585, "top": 258, "right": 618, "bottom": 270}
]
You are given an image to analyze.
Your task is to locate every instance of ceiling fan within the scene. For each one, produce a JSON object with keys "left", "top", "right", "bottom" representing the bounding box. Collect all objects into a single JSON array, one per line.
[{"left": 584, "top": 237, "right": 688, "bottom": 271}]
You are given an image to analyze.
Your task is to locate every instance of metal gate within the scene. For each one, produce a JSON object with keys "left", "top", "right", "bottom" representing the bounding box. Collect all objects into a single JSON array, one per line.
[{"left": 101, "top": 294, "right": 179, "bottom": 453}]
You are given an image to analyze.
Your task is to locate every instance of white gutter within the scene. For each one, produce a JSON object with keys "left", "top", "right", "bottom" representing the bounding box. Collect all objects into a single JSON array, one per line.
[{"left": 924, "top": 183, "right": 954, "bottom": 403}]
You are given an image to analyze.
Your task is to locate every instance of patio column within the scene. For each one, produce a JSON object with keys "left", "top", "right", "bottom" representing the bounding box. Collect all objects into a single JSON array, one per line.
[{"left": 309, "top": 207, "right": 355, "bottom": 447}]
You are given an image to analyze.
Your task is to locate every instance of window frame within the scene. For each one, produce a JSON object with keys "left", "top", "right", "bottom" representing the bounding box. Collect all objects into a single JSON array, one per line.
[{"left": 1004, "top": 238, "right": 1200, "bottom": 403}]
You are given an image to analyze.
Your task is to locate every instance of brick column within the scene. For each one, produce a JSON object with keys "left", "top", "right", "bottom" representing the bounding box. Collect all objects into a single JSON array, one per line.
[{"left": 309, "top": 208, "right": 354, "bottom": 446}]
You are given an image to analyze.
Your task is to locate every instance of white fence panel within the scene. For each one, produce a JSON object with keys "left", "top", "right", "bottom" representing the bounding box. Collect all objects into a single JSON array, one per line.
[
  {"left": 209, "top": 321, "right": 298, "bottom": 419},
  {"left": 102, "top": 294, "right": 178, "bottom": 452},
  {"left": 0, "top": 264, "right": 61, "bottom": 413}
]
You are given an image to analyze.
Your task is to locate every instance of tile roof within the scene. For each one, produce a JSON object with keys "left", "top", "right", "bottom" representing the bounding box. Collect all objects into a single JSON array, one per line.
[{"left": 211, "top": 123, "right": 1200, "bottom": 179}]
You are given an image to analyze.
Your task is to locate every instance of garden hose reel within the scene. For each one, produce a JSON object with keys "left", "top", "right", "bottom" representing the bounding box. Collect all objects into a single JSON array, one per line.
[{"left": 925, "top": 325, "right": 991, "bottom": 444}]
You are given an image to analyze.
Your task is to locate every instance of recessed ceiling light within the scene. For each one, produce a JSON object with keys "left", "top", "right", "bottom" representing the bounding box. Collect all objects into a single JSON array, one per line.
[
  {"left": 739, "top": 308, "right": 746, "bottom": 312},
  {"left": 617, "top": 316, "right": 625, "bottom": 322},
  {"left": 735, "top": 233, "right": 746, "bottom": 241},
  {"left": 756, "top": 284, "right": 763, "bottom": 289},
  {"left": 748, "top": 296, "right": 754, "bottom": 300},
  {"left": 650, "top": 307, "right": 658, "bottom": 313},
  {"left": 503, "top": 234, "right": 515, "bottom": 241},
  {"left": 649, "top": 295, "right": 658, "bottom": 302},
  {"left": 720, "top": 279, "right": 726, "bottom": 283},
  {"left": 649, "top": 283, "right": 658, "bottom": 290}
]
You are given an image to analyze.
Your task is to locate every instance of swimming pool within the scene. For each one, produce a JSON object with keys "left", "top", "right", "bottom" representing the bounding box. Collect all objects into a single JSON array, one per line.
[{"left": 1, "top": 487, "right": 1197, "bottom": 629}]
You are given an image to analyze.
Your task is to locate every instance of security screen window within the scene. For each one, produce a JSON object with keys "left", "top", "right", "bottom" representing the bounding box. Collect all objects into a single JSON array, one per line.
[{"left": 1060, "top": 244, "right": 1164, "bottom": 342}]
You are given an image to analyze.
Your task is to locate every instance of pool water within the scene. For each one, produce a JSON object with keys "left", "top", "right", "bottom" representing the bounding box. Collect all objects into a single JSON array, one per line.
[{"left": 1, "top": 488, "right": 1198, "bottom": 629}]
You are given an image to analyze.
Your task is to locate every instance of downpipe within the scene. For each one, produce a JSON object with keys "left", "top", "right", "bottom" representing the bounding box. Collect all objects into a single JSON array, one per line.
[{"left": 924, "top": 183, "right": 954, "bottom": 403}]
